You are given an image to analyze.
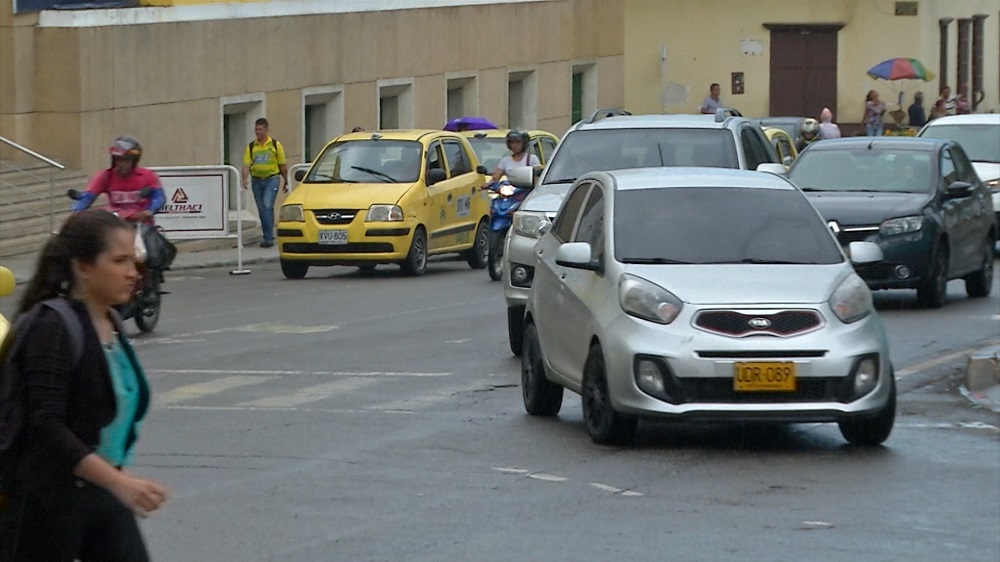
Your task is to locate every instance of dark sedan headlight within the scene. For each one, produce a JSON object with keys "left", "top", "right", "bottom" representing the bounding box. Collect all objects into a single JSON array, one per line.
[{"left": 879, "top": 216, "right": 923, "bottom": 237}]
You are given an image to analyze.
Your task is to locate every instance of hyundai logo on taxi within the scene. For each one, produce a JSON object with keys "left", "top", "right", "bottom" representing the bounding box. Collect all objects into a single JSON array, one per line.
[{"left": 748, "top": 317, "right": 771, "bottom": 329}]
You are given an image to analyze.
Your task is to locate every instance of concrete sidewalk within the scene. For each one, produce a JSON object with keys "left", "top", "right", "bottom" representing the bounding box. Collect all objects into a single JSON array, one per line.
[{"left": 0, "top": 244, "right": 280, "bottom": 284}]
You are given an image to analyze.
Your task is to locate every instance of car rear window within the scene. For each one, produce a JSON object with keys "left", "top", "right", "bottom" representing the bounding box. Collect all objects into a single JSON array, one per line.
[
  {"left": 543, "top": 129, "right": 739, "bottom": 184},
  {"left": 306, "top": 140, "right": 422, "bottom": 184},
  {"left": 467, "top": 137, "right": 510, "bottom": 171},
  {"left": 919, "top": 124, "right": 999, "bottom": 164},
  {"left": 614, "top": 187, "right": 843, "bottom": 265},
  {"left": 789, "top": 149, "right": 935, "bottom": 194}
]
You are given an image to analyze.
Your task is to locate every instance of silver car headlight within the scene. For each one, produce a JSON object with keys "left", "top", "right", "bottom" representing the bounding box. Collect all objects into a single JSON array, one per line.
[
  {"left": 619, "top": 274, "right": 683, "bottom": 324},
  {"left": 513, "top": 211, "right": 548, "bottom": 239},
  {"left": 279, "top": 204, "right": 304, "bottom": 222},
  {"left": 829, "top": 273, "right": 873, "bottom": 323},
  {"left": 366, "top": 204, "right": 404, "bottom": 222},
  {"left": 879, "top": 216, "right": 923, "bottom": 237}
]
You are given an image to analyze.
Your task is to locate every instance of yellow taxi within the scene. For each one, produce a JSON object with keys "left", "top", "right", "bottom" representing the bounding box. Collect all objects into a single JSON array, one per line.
[
  {"left": 763, "top": 127, "right": 798, "bottom": 169},
  {"left": 460, "top": 129, "right": 560, "bottom": 174},
  {"left": 0, "top": 266, "right": 15, "bottom": 343},
  {"left": 278, "top": 130, "right": 491, "bottom": 278}
]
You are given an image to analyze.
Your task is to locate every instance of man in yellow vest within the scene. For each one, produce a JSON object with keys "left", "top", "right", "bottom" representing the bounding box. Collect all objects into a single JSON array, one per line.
[{"left": 242, "top": 118, "right": 288, "bottom": 248}]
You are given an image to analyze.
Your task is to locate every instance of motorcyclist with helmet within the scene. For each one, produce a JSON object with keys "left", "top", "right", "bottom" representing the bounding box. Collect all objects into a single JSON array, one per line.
[
  {"left": 796, "top": 118, "right": 821, "bottom": 153},
  {"left": 489, "top": 128, "right": 543, "bottom": 184},
  {"left": 72, "top": 136, "right": 165, "bottom": 221}
]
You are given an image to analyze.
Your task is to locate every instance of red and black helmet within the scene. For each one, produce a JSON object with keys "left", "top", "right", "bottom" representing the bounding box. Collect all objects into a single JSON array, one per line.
[{"left": 109, "top": 136, "right": 143, "bottom": 162}]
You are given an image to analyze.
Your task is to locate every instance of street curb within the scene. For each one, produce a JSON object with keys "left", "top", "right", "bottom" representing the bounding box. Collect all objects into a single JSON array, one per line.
[{"left": 962, "top": 347, "right": 1000, "bottom": 413}]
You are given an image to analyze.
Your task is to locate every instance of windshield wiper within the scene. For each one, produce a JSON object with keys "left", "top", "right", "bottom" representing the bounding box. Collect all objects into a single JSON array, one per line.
[
  {"left": 351, "top": 166, "right": 397, "bottom": 183},
  {"left": 716, "top": 259, "right": 808, "bottom": 265},
  {"left": 621, "top": 257, "right": 692, "bottom": 264},
  {"left": 544, "top": 178, "right": 577, "bottom": 185}
]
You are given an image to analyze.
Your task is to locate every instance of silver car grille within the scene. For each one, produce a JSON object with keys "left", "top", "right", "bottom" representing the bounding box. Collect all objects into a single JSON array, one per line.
[{"left": 693, "top": 310, "right": 824, "bottom": 337}]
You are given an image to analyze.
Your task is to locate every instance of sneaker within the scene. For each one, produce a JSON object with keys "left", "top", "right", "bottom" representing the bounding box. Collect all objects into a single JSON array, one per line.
[{"left": 260, "top": 241, "right": 274, "bottom": 248}]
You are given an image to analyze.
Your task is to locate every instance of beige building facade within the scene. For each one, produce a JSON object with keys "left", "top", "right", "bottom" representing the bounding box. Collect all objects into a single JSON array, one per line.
[
  {"left": 624, "top": 0, "right": 999, "bottom": 130},
  {"left": 0, "top": 0, "right": 624, "bottom": 173}
]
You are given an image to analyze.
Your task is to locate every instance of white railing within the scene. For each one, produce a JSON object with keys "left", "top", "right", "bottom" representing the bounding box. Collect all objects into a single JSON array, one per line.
[{"left": 0, "top": 136, "right": 67, "bottom": 234}]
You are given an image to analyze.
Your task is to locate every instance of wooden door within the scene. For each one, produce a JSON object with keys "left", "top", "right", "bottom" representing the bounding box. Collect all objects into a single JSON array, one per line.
[{"left": 768, "top": 27, "right": 839, "bottom": 118}]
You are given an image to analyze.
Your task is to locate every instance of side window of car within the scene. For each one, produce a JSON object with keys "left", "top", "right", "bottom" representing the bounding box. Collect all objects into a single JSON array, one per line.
[
  {"left": 426, "top": 143, "right": 445, "bottom": 177},
  {"left": 950, "top": 146, "right": 980, "bottom": 185},
  {"left": 540, "top": 138, "right": 558, "bottom": 163},
  {"left": 573, "top": 186, "right": 605, "bottom": 263},
  {"left": 442, "top": 141, "right": 472, "bottom": 176},
  {"left": 740, "top": 127, "right": 770, "bottom": 170},
  {"left": 940, "top": 150, "right": 958, "bottom": 187},
  {"left": 551, "top": 183, "right": 592, "bottom": 242}
]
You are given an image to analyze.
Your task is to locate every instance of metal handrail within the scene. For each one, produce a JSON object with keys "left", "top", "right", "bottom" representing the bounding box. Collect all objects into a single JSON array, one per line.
[{"left": 0, "top": 136, "right": 67, "bottom": 234}]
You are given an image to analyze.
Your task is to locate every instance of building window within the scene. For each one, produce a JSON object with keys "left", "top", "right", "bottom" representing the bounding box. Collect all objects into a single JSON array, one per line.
[
  {"left": 508, "top": 70, "right": 537, "bottom": 129},
  {"left": 571, "top": 62, "right": 596, "bottom": 124},
  {"left": 303, "top": 87, "right": 344, "bottom": 162},
  {"left": 447, "top": 75, "right": 477, "bottom": 120},
  {"left": 378, "top": 80, "right": 414, "bottom": 129},
  {"left": 221, "top": 93, "right": 265, "bottom": 211}
]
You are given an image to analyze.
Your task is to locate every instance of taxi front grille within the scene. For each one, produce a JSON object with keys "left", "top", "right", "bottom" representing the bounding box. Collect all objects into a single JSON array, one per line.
[
  {"left": 694, "top": 310, "right": 822, "bottom": 337},
  {"left": 312, "top": 209, "right": 359, "bottom": 225},
  {"left": 281, "top": 243, "right": 394, "bottom": 254}
]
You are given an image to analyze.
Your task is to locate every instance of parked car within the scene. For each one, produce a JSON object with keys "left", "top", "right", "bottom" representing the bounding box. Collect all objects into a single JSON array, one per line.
[
  {"left": 0, "top": 266, "right": 14, "bottom": 343},
  {"left": 787, "top": 137, "right": 996, "bottom": 308},
  {"left": 763, "top": 127, "right": 798, "bottom": 168},
  {"left": 917, "top": 114, "right": 1000, "bottom": 227},
  {"left": 502, "top": 108, "right": 782, "bottom": 355},
  {"left": 522, "top": 167, "right": 896, "bottom": 446},
  {"left": 278, "top": 130, "right": 491, "bottom": 278},
  {"left": 460, "top": 129, "right": 560, "bottom": 174},
  {"left": 751, "top": 116, "right": 809, "bottom": 147}
]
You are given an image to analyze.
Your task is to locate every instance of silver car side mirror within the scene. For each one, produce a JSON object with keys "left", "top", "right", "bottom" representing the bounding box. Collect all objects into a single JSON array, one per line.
[{"left": 847, "top": 241, "right": 883, "bottom": 264}]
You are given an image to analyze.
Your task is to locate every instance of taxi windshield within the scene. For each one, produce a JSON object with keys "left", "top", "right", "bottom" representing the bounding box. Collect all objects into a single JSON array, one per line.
[
  {"left": 305, "top": 140, "right": 422, "bottom": 184},
  {"left": 466, "top": 137, "right": 510, "bottom": 171}
]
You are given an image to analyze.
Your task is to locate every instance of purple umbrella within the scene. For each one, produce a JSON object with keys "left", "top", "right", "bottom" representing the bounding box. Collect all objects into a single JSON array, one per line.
[{"left": 444, "top": 116, "right": 498, "bottom": 132}]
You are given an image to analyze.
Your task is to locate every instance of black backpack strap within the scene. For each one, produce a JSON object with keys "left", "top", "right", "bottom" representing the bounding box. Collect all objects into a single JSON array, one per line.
[{"left": 39, "top": 298, "right": 85, "bottom": 368}]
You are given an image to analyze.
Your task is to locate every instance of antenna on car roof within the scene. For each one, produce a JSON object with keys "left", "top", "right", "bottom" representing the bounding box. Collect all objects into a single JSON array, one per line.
[
  {"left": 714, "top": 107, "right": 743, "bottom": 122},
  {"left": 583, "top": 108, "right": 631, "bottom": 125}
]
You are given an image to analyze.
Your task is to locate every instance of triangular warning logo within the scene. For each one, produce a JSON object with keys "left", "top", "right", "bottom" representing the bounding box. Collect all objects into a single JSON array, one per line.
[{"left": 172, "top": 188, "right": 189, "bottom": 204}]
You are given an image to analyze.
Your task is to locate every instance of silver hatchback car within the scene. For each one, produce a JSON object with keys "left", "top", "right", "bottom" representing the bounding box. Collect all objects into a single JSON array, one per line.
[{"left": 523, "top": 168, "right": 896, "bottom": 446}]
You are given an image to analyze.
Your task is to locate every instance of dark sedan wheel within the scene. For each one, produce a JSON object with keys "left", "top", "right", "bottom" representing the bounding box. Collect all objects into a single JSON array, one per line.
[
  {"left": 838, "top": 376, "right": 896, "bottom": 446},
  {"left": 400, "top": 228, "right": 427, "bottom": 277},
  {"left": 964, "top": 238, "right": 995, "bottom": 298},
  {"left": 582, "top": 344, "right": 637, "bottom": 445},
  {"left": 916, "top": 246, "right": 948, "bottom": 308},
  {"left": 521, "top": 323, "right": 563, "bottom": 416}
]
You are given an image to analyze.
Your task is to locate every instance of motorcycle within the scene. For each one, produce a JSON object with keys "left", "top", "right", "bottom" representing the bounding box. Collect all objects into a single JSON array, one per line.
[
  {"left": 483, "top": 179, "right": 530, "bottom": 281},
  {"left": 67, "top": 188, "right": 170, "bottom": 333}
]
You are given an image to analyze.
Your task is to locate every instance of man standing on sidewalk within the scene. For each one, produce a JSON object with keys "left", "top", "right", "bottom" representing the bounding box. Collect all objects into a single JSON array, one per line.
[{"left": 242, "top": 118, "right": 289, "bottom": 248}]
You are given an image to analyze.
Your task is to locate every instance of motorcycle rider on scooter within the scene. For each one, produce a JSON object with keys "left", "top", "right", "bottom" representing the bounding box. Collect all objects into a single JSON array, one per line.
[
  {"left": 73, "top": 136, "right": 166, "bottom": 220},
  {"left": 489, "top": 128, "right": 543, "bottom": 183}
]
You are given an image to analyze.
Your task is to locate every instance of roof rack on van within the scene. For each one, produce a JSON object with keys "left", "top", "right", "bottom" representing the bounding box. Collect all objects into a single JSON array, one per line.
[
  {"left": 714, "top": 107, "right": 743, "bottom": 122},
  {"left": 583, "top": 108, "right": 631, "bottom": 125}
]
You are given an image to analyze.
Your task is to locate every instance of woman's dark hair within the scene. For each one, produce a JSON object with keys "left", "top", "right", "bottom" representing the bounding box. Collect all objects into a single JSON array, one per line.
[
  {"left": 17, "top": 209, "right": 131, "bottom": 316},
  {"left": 866, "top": 90, "right": 878, "bottom": 102}
]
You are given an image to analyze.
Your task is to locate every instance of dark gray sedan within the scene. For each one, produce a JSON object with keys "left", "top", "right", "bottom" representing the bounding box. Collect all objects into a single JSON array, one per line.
[{"left": 787, "top": 137, "right": 996, "bottom": 308}]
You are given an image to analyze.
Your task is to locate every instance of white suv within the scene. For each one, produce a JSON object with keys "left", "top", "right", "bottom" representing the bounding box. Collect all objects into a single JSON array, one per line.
[
  {"left": 502, "top": 108, "right": 783, "bottom": 356},
  {"left": 918, "top": 114, "right": 1000, "bottom": 226}
]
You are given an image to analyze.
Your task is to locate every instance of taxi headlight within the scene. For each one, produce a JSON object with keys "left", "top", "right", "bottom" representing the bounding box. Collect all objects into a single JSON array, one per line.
[
  {"left": 513, "top": 212, "right": 547, "bottom": 239},
  {"left": 619, "top": 274, "right": 683, "bottom": 325},
  {"left": 829, "top": 273, "right": 873, "bottom": 324},
  {"left": 366, "top": 205, "right": 404, "bottom": 222},
  {"left": 879, "top": 216, "right": 923, "bottom": 237},
  {"left": 279, "top": 204, "right": 304, "bottom": 222}
]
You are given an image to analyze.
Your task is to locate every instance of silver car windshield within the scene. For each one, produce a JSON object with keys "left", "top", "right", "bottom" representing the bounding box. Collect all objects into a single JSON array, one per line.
[
  {"left": 305, "top": 140, "right": 422, "bottom": 184},
  {"left": 543, "top": 129, "right": 739, "bottom": 184},
  {"left": 919, "top": 125, "right": 999, "bottom": 164},
  {"left": 789, "top": 149, "right": 935, "bottom": 194},
  {"left": 614, "top": 187, "right": 843, "bottom": 265}
]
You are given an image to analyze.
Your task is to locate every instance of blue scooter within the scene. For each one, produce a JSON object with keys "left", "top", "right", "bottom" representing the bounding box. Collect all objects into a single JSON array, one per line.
[{"left": 483, "top": 179, "right": 530, "bottom": 281}]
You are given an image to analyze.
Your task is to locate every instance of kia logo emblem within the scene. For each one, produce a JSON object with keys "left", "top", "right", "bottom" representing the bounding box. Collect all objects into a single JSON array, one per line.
[{"left": 748, "top": 318, "right": 771, "bottom": 329}]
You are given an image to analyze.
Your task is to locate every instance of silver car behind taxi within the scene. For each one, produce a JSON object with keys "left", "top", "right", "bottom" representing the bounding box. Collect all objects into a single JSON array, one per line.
[{"left": 523, "top": 168, "right": 896, "bottom": 446}]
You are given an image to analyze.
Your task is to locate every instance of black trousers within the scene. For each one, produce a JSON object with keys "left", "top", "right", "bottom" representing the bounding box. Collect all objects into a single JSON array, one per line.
[{"left": 10, "top": 480, "right": 149, "bottom": 562}]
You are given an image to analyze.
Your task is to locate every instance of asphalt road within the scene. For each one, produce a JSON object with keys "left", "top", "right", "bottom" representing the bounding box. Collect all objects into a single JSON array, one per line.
[{"left": 2, "top": 259, "right": 998, "bottom": 561}]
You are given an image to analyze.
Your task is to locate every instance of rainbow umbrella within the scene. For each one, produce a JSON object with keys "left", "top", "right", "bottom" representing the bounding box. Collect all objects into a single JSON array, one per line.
[{"left": 867, "top": 57, "right": 936, "bottom": 81}]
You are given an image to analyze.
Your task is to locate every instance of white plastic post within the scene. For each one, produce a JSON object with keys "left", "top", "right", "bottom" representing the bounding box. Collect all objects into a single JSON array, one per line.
[{"left": 229, "top": 165, "right": 251, "bottom": 275}]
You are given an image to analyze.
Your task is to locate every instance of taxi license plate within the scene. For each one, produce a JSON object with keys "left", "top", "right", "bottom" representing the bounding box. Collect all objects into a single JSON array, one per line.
[
  {"left": 318, "top": 230, "right": 348, "bottom": 245},
  {"left": 733, "top": 362, "right": 796, "bottom": 392}
]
